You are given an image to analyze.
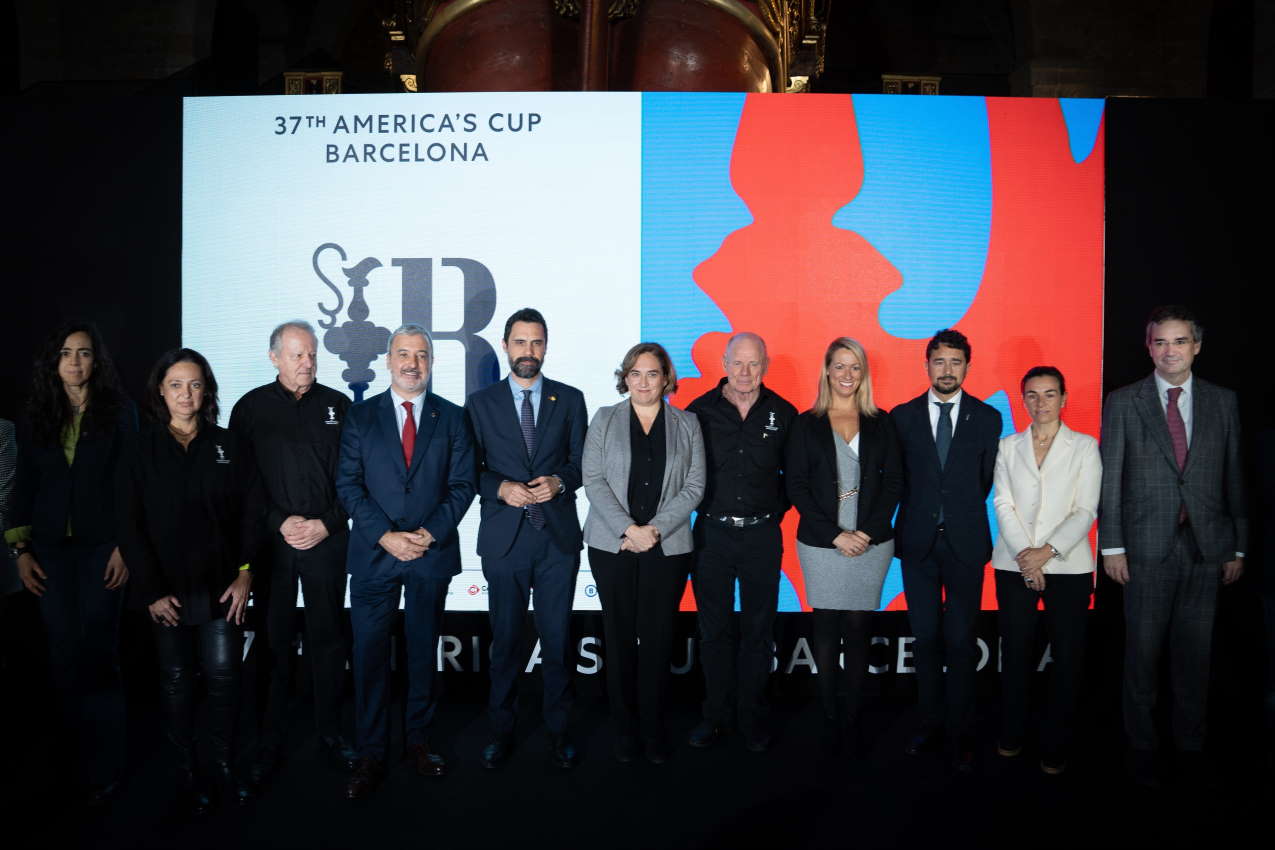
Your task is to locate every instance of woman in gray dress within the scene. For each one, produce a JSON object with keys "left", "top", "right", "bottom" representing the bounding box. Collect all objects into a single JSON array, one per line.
[{"left": 787, "top": 338, "right": 902, "bottom": 750}]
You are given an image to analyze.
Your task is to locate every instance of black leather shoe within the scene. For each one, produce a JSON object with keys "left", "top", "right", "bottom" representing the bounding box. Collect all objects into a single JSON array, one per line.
[
  {"left": 613, "top": 735, "right": 638, "bottom": 764},
  {"left": 951, "top": 736, "right": 977, "bottom": 775},
  {"left": 744, "top": 731, "right": 772, "bottom": 753},
  {"left": 319, "top": 736, "right": 359, "bottom": 772},
  {"left": 346, "top": 758, "right": 385, "bottom": 800},
  {"left": 481, "top": 738, "right": 510, "bottom": 770},
  {"left": 409, "top": 741, "right": 448, "bottom": 777},
  {"left": 176, "top": 770, "right": 212, "bottom": 819},
  {"left": 1127, "top": 749, "right": 1160, "bottom": 790},
  {"left": 249, "top": 745, "right": 279, "bottom": 787},
  {"left": 643, "top": 737, "right": 670, "bottom": 765},
  {"left": 84, "top": 779, "right": 122, "bottom": 809},
  {"left": 550, "top": 734, "right": 578, "bottom": 769},
  {"left": 687, "top": 720, "right": 720, "bottom": 749},
  {"left": 213, "top": 760, "right": 254, "bottom": 806},
  {"left": 904, "top": 728, "right": 942, "bottom": 757}
]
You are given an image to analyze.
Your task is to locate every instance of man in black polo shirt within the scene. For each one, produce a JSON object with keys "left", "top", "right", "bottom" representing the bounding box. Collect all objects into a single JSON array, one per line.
[
  {"left": 686, "top": 332, "right": 796, "bottom": 751},
  {"left": 229, "top": 320, "right": 356, "bottom": 783}
]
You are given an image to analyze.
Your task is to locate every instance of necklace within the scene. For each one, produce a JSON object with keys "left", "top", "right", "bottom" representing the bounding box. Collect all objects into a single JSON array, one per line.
[
  {"left": 168, "top": 422, "right": 197, "bottom": 439},
  {"left": 1032, "top": 427, "right": 1058, "bottom": 447}
]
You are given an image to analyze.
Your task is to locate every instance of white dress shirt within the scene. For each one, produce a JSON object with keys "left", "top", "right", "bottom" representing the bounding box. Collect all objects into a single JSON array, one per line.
[
  {"left": 1153, "top": 371, "right": 1193, "bottom": 446},
  {"left": 926, "top": 388, "right": 964, "bottom": 440},
  {"left": 391, "top": 388, "right": 426, "bottom": 442}
]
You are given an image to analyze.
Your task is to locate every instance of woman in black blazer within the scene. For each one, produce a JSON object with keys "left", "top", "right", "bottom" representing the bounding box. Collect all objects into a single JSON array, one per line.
[
  {"left": 7, "top": 321, "right": 135, "bottom": 804},
  {"left": 121, "top": 348, "right": 265, "bottom": 815},
  {"left": 787, "top": 338, "right": 902, "bottom": 750}
]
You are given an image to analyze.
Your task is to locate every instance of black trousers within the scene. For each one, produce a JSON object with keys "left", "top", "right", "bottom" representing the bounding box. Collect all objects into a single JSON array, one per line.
[
  {"left": 994, "top": 569, "right": 1092, "bottom": 757},
  {"left": 153, "top": 618, "right": 243, "bottom": 773},
  {"left": 37, "top": 539, "right": 126, "bottom": 785},
  {"left": 258, "top": 532, "right": 350, "bottom": 748},
  {"left": 589, "top": 546, "right": 690, "bottom": 741},
  {"left": 901, "top": 529, "right": 984, "bottom": 736},
  {"left": 483, "top": 521, "right": 578, "bottom": 738},
  {"left": 691, "top": 521, "right": 781, "bottom": 735},
  {"left": 1123, "top": 527, "right": 1219, "bottom": 752}
]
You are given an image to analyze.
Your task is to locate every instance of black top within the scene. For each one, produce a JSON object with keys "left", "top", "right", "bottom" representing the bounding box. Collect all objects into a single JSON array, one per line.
[
  {"left": 229, "top": 379, "right": 351, "bottom": 538},
  {"left": 120, "top": 424, "right": 266, "bottom": 624},
  {"left": 627, "top": 404, "right": 666, "bottom": 529},
  {"left": 11, "top": 404, "right": 138, "bottom": 545},
  {"left": 685, "top": 378, "right": 796, "bottom": 518},
  {"left": 786, "top": 410, "right": 903, "bottom": 549}
]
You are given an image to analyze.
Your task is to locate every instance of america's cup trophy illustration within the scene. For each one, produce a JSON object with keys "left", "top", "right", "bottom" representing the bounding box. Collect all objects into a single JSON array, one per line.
[{"left": 315, "top": 242, "right": 391, "bottom": 402}]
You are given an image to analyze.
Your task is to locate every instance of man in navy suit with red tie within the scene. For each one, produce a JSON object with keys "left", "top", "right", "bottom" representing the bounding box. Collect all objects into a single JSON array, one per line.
[
  {"left": 465, "top": 308, "right": 588, "bottom": 769},
  {"left": 336, "top": 324, "right": 476, "bottom": 799}
]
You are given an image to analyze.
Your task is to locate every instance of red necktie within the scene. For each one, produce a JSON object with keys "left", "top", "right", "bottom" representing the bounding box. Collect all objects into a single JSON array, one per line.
[
  {"left": 401, "top": 400, "right": 416, "bottom": 468},
  {"left": 1166, "top": 387, "right": 1187, "bottom": 469},
  {"left": 1166, "top": 387, "right": 1187, "bottom": 524}
]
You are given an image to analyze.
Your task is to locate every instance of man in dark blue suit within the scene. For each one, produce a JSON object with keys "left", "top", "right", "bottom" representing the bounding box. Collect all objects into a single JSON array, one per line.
[
  {"left": 465, "top": 308, "right": 587, "bottom": 769},
  {"left": 335, "top": 323, "right": 476, "bottom": 799},
  {"left": 891, "top": 328, "right": 1001, "bottom": 773}
]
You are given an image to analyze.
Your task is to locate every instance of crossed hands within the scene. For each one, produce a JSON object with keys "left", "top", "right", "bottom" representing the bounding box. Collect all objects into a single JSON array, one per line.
[
  {"left": 621, "top": 524, "right": 661, "bottom": 553},
  {"left": 280, "top": 515, "right": 330, "bottom": 550},
  {"left": 833, "top": 531, "right": 871, "bottom": 558},
  {"left": 379, "top": 528, "right": 435, "bottom": 562},
  {"left": 499, "top": 476, "right": 561, "bottom": 507}
]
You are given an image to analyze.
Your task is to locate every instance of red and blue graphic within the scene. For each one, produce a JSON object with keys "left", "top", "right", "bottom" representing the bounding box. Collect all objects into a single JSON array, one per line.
[{"left": 641, "top": 93, "right": 1105, "bottom": 612}]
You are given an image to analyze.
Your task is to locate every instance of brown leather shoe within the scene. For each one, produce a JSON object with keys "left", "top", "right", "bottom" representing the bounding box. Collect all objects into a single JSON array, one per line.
[
  {"left": 409, "top": 741, "right": 448, "bottom": 777},
  {"left": 345, "top": 757, "right": 385, "bottom": 799}
]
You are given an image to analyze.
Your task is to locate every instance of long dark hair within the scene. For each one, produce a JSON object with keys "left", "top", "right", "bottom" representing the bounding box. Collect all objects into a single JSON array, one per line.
[
  {"left": 25, "top": 320, "right": 125, "bottom": 447},
  {"left": 145, "top": 348, "right": 221, "bottom": 428}
]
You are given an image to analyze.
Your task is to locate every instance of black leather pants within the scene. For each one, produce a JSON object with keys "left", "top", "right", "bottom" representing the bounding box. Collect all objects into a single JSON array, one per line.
[{"left": 153, "top": 619, "right": 243, "bottom": 775}]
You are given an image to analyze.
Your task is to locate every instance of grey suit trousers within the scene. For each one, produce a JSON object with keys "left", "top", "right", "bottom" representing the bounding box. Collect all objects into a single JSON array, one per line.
[{"left": 1122, "top": 525, "right": 1219, "bottom": 751}]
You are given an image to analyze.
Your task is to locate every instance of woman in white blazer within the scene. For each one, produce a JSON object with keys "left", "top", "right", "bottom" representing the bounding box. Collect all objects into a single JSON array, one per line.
[
  {"left": 992, "top": 366, "right": 1100, "bottom": 775},
  {"left": 583, "top": 342, "right": 704, "bottom": 765}
]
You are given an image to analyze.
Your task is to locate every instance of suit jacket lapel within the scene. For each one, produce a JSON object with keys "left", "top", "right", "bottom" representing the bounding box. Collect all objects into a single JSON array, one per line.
[
  {"left": 531, "top": 379, "right": 561, "bottom": 462},
  {"left": 1181, "top": 380, "right": 1209, "bottom": 476},
  {"left": 1036, "top": 422, "right": 1071, "bottom": 479},
  {"left": 378, "top": 391, "right": 404, "bottom": 469},
  {"left": 1132, "top": 375, "right": 1179, "bottom": 471},
  {"left": 1015, "top": 427, "right": 1039, "bottom": 478},
  {"left": 407, "top": 393, "right": 440, "bottom": 477}
]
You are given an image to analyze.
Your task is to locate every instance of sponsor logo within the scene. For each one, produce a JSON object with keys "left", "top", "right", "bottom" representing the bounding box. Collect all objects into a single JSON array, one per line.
[{"left": 215, "top": 445, "right": 230, "bottom": 464}]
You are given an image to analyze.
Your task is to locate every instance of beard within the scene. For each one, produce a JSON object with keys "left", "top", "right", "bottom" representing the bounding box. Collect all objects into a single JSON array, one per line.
[
  {"left": 510, "top": 355, "right": 542, "bottom": 379},
  {"left": 931, "top": 376, "right": 961, "bottom": 394}
]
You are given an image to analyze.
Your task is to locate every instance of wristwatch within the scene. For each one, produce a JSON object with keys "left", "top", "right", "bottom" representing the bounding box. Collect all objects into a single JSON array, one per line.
[
  {"left": 8, "top": 543, "right": 30, "bottom": 560},
  {"left": 1047, "top": 543, "right": 1062, "bottom": 560}
]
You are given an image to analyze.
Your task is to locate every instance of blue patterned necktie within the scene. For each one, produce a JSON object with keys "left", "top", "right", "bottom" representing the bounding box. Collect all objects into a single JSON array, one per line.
[{"left": 520, "top": 389, "right": 545, "bottom": 529}]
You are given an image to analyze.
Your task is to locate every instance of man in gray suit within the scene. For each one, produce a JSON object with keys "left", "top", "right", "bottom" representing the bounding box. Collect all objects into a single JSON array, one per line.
[{"left": 1100, "top": 305, "right": 1246, "bottom": 787}]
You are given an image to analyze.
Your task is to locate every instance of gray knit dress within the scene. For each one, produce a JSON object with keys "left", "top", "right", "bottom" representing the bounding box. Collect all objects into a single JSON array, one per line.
[{"left": 796, "top": 433, "right": 894, "bottom": 610}]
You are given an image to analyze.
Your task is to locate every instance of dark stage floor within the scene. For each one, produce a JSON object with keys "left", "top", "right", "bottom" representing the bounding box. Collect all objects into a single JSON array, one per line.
[{"left": 3, "top": 653, "right": 1270, "bottom": 850}]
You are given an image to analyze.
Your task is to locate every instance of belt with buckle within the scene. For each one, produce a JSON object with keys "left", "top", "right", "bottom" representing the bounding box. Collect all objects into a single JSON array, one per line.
[{"left": 705, "top": 513, "right": 774, "bottom": 528}]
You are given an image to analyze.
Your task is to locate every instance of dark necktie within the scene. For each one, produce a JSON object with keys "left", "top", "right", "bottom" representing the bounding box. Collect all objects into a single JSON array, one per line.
[
  {"left": 1166, "top": 386, "right": 1188, "bottom": 524},
  {"left": 401, "top": 400, "right": 415, "bottom": 469},
  {"left": 936, "top": 402, "right": 954, "bottom": 525},
  {"left": 935, "top": 402, "right": 954, "bottom": 468},
  {"left": 520, "top": 389, "right": 545, "bottom": 529}
]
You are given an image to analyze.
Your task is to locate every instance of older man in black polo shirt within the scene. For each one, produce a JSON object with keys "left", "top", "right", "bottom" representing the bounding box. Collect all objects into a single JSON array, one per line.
[
  {"left": 686, "top": 332, "right": 796, "bottom": 752},
  {"left": 230, "top": 320, "right": 356, "bottom": 783}
]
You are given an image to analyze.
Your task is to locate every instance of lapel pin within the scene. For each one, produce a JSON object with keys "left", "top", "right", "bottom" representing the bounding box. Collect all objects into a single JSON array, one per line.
[
  {"left": 431, "top": 410, "right": 438, "bottom": 418},
  {"left": 549, "top": 395, "right": 556, "bottom": 401}
]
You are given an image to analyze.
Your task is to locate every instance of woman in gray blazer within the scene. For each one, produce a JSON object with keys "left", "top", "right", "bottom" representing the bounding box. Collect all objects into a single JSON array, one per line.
[{"left": 583, "top": 342, "right": 705, "bottom": 765}]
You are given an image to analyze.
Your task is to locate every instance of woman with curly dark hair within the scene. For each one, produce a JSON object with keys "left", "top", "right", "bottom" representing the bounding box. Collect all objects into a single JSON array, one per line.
[
  {"left": 6, "top": 320, "right": 136, "bottom": 805},
  {"left": 120, "top": 348, "right": 265, "bottom": 816}
]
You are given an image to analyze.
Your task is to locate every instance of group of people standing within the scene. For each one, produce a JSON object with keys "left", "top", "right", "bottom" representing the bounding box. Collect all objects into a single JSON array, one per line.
[{"left": 1, "top": 302, "right": 1244, "bottom": 815}]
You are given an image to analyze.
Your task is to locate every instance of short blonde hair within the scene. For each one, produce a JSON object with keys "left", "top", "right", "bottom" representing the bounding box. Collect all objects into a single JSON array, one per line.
[
  {"left": 812, "top": 337, "right": 879, "bottom": 417},
  {"left": 614, "top": 342, "right": 678, "bottom": 396}
]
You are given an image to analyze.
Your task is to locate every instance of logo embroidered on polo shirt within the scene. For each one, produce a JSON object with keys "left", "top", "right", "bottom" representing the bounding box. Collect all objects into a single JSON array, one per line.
[
  {"left": 215, "top": 445, "right": 230, "bottom": 464},
  {"left": 325, "top": 406, "right": 339, "bottom": 425}
]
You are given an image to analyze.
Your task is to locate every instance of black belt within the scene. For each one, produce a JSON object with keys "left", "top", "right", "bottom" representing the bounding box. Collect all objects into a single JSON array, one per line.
[{"left": 703, "top": 513, "right": 775, "bottom": 528}]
